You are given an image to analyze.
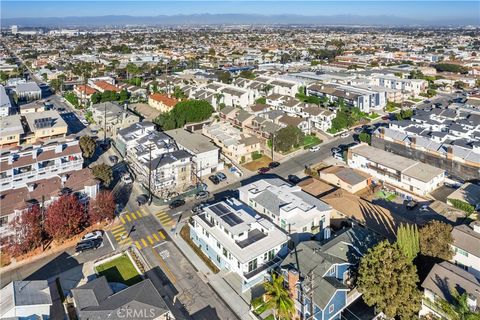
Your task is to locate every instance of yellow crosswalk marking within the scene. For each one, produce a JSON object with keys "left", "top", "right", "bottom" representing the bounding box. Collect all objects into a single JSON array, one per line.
[
  {"left": 112, "top": 228, "right": 126, "bottom": 235},
  {"left": 111, "top": 225, "right": 125, "bottom": 231},
  {"left": 159, "top": 231, "right": 165, "bottom": 239},
  {"left": 120, "top": 216, "right": 126, "bottom": 224},
  {"left": 135, "top": 241, "right": 141, "bottom": 250},
  {"left": 159, "top": 216, "right": 172, "bottom": 222},
  {"left": 136, "top": 210, "right": 142, "bottom": 217},
  {"left": 125, "top": 214, "right": 131, "bottom": 222},
  {"left": 141, "top": 209, "right": 148, "bottom": 216},
  {"left": 114, "top": 233, "right": 125, "bottom": 240},
  {"left": 156, "top": 212, "right": 168, "bottom": 217},
  {"left": 119, "top": 237, "right": 131, "bottom": 245},
  {"left": 152, "top": 233, "right": 159, "bottom": 242},
  {"left": 141, "top": 239, "right": 147, "bottom": 247},
  {"left": 147, "top": 236, "right": 154, "bottom": 244},
  {"left": 130, "top": 212, "right": 137, "bottom": 220}
]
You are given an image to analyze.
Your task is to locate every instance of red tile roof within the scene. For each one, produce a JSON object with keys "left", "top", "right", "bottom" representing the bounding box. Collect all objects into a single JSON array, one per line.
[
  {"left": 94, "top": 81, "right": 121, "bottom": 92},
  {"left": 76, "top": 84, "right": 97, "bottom": 95},
  {"left": 149, "top": 93, "right": 178, "bottom": 108}
]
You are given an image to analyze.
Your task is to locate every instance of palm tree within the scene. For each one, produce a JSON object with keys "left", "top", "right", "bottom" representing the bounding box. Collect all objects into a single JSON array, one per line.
[{"left": 263, "top": 273, "right": 295, "bottom": 320}]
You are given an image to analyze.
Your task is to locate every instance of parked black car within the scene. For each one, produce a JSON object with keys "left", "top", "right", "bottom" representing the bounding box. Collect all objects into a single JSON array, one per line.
[
  {"left": 75, "top": 238, "right": 103, "bottom": 253},
  {"left": 169, "top": 199, "right": 185, "bottom": 209},
  {"left": 209, "top": 175, "right": 220, "bottom": 185},
  {"left": 288, "top": 175, "right": 301, "bottom": 184},
  {"left": 268, "top": 161, "right": 280, "bottom": 169}
]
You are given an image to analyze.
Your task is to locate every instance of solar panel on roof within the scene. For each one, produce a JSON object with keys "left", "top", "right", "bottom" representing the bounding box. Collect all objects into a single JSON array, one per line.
[{"left": 221, "top": 213, "right": 243, "bottom": 226}]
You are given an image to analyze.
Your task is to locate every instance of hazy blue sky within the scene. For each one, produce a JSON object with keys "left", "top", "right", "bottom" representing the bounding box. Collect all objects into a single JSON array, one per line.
[{"left": 2, "top": 1, "right": 479, "bottom": 20}]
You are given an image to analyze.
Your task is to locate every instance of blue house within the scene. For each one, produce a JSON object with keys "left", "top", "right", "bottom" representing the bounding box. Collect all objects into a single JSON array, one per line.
[{"left": 280, "top": 226, "right": 380, "bottom": 320}]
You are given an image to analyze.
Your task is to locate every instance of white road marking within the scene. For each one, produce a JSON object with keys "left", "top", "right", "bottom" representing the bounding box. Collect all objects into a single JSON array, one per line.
[
  {"left": 152, "top": 242, "right": 167, "bottom": 249},
  {"left": 105, "top": 232, "right": 115, "bottom": 250}
]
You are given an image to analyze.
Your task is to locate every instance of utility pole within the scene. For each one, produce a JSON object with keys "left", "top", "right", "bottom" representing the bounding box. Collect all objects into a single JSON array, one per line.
[
  {"left": 148, "top": 144, "right": 153, "bottom": 205},
  {"left": 103, "top": 103, "right": 107, "bottom": 142},
  {"left": 309, "top": 270, "right": 314, "bottom": 320}
]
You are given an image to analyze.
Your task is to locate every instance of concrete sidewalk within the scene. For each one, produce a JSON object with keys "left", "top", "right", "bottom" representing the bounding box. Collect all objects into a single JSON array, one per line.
[{"left": 167, "top": 221, "right": 255, "bottom": 320}]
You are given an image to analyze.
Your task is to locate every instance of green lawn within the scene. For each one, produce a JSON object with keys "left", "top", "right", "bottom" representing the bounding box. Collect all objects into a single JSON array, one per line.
[
  {"left": 303, "top": 135, "right": 322, "bottom": 148},
  {"left": 367, "top": 113, "right": 380, "bottom": 120},
  {"left": 95, "top": 254, "right": 142, "bottom": 286},
  {"left": 376, "top": 190, "right": 397, "bottom": 202}
]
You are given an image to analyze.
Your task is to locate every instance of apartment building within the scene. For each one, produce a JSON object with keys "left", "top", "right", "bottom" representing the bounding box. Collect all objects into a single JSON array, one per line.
[
  {"left": 0, "top": 85, "right": 12, "bottom": 117},
  {"left": 15, "top": 82, "right": 41, "bottom": 102},
  {"left": 0, "top": 167, "right": 98, "bottom": 238},
  {"left": 307, "top": 83, "right": 386, "bottom": 113},
  {"left": 202, "top": 121, "right": 262, "bottom": 164},
  {"left": 116, "top": 123, "right": 193, "bottom": 197},
  {"left": 189, "top": 198, "right": 289, "bottom": 291},
  {"left": 420, "top": 262, "right": 479, "bottom": 318},
  {"left": 91, "top": 102, "right": 140, "bottom": 137},
  {"left": 148, "top": 93, "right": 178, "bottom": 113},
  {"left": 371, "top": 74, "right": 427, "bottom": 98},
  {"left": 451, "top": 222, "right": 480, "bottom": 279},
  {"left": 0, "top": 138, "right": 84, "bottom": 192},
  {"left": 348, "top": 144, "right": 445, "bottom": 198},
  {"left": 238, "top": 178, "right": 331, "bottom": 236},
  {"left": 0, "top": 111, "right": 68, "bottom": 148},
  {"left": 373, "top": 106, "right": 480, "bottom": 181},
  {"left": 165, "top": 128, "right": 222, "bottom": 177},
  {"left": 281, "top": 226, "right": 380, "bottom": 320}
]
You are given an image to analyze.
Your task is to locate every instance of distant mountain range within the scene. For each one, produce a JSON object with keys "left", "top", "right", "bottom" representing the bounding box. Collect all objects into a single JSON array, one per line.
[{"left": 3, "top": 14, "right": 475, "bottom": 28}]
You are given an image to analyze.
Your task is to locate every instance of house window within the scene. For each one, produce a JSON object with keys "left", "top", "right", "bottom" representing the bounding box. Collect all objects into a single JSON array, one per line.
[
  {"left": 329, "top": 304, "right": 334, "bottom": 313},
  {"left": 248, "top": 259, "right": 258, "bottom": 272},
  {"left": 217, "top": 255, "right": 221, "bottom": 263},
  {"left": 0, "top": 216, "right": 8, "bottom": 227},
  {"left": 455, "top": 247, "right": 469, "bottom": 257},
  {"left": 238, "top": 261, "right": 240, "bottom": 269},
  {"left": 216, "top": 241, "right": 221, "bottom": 249},
  {"left": 223, "top": 248, "right": 228, "bottom": 258}
]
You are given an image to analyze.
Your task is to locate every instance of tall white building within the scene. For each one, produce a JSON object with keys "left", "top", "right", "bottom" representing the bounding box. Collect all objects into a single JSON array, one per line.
[
  {"left": 238, "top": 178, "right": 331, "bottom": 236},
  {"left": 189, "top": 198, "right": 289, "bottom": 291}
]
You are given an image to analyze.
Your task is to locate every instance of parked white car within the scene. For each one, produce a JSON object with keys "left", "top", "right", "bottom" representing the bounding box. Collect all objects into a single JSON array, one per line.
[
  {"left": 333, "top": 153, "right": 344, "bottom": 161},
  {"left": 340, "top": 132, "right": 350, "bottom": 138},
  {"left": 122, "top": 174, "right": 133, "bottom": 184},
  {"left": 309, "top": 145, "right": 321, "bottom": 152}
]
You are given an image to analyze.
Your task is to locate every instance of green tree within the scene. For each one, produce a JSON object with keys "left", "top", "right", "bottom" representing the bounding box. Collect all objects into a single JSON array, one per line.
[
  {"left": 154, "top": 100, "right": 214, "bottom": 130},
  {"left": 274, "top": 125, "right": 304, "bottom": 153},
  {"left": 449, "top": 199, "right": 475, "bottom": 215},
  {"left": 263, "top": 273, "right": 295, "bottom": 320},
  {"left": 419, "top": 221, "right": 454, "bottom": 260},
  {"left": 216, "top": 71, "right": 231, "bottom": 84},
  {"left": 79, "top": 136, "right": 96, "bottom": 159},
  {"left": 438, "top": 288, "right": 480, "bottom": 320},
  {"left": 173, "top": 86, "right": 186, "bottom": 99},
  {"left": 358, "top": 132, "right": 372, "bottom": 145},
  {"left": 396, "top": 223, "right": 420, "bottom": 261},
  {"left": 396, "top": 109, "right": 414, "bottom": 121},
  {"left": 239, "top": 70, "right": 255, "bottom": 79},
  {"left": 255, "top": 97, "right": 266, "bottom": 104},
  {"left": 118, "top": 89, "right": 129, "bottom": 102},
  {"left": 0, "top": 71, "right": 9, "bottom": 82},
  {"left": 357, "top": 241, "right": 421, "bottom": 319},
  {"left": 92, "top": 164, "right": 113, "bottom": 186}
]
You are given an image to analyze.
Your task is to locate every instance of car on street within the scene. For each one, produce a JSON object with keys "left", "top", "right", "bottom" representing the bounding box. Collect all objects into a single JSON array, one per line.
[
  {"left": 419, "top": 204, "right": 429, "bottom": 212},
  {"left": 195, "top": 190, "right": 210, "bottom": 200},
  {"left": 209, "top": 175, "right": 220, "bottom": 185},
  {"left": 136, "top": 194, "right": 149, "bottom": 206},
  {"left": 331, "top": 147, "right": 341, "bottom": 154},
  {"left": 75, "top": 238, "right": 103, "bottom": 253},
  {"left": 309, "top": 145, "right": 320, "bottom": 152},
  {"left": 122, "top": 174, "right": 133, "bottom": 184},
  {"left": 340, "top": 132, "right": 350, "bottom": 138},
  {"left": 333, "top": 153, "right": 344, "bottom": 161},
  {"left": 406, "top": 200, "right": 418, "bottom": 210},
  {"left": 216, "top": 172, "right": 227, "bottom": 181},
  {"left": 169, "top": 199, "right": 185, "bottom": 209},
  {"left": 258, "top": 167, "right": 270, "bottom": 174},
  {"left": 197, "top": 182, "right": 208, "bottom": 190},
  {"left": 381, "top": 115, "right": 390, "bottom": 121},
  {"left": 81, "top": 230, "right": 104, "bottom": 242},
  {"left": 288, "top": 175, "right": 301, "bottom": 184},
  {"left": 191, "top": 203, "right": 205, "bottom": 215},
  {"left": 109, "top": 155, "right": 118, "bottom": 164},
  {"left": 268, "top": 161, "right": 280, "bottom": 169}
]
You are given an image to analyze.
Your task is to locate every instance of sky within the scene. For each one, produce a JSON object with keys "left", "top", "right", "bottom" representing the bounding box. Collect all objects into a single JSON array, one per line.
[{"left": 2, "top": 1, "right": 479, "bottom": 21}]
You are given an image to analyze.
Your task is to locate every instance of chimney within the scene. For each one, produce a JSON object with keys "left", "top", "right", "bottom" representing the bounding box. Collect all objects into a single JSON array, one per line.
[
  {"left": 324, "top": 226, "right": 331, "bottom": 240},
  {"left": 55, "top": 144, "right": 63, "bottom": 154},
  {"left": 61, "top": 174, "right": 68, "bottom": 183},
  {"left": 287, "top": 270, "right": 299, "bottom": 299},
  {"left": 8, "top": 155, "right": 14, "bottom": 165},
  {"left": 32, "top": 150, "right": 37, "bottom": 159}
]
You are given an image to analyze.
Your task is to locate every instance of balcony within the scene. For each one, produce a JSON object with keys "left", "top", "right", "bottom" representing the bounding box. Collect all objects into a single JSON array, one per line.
[
  {"left": 244, "top": 256, "right": 282, "bottom": 280},
  {"left": 422, "top": 298, "right": 451, "bottom": 320},
  {"left": 366, "top": 163, "right": 401, "bottom": 181}
]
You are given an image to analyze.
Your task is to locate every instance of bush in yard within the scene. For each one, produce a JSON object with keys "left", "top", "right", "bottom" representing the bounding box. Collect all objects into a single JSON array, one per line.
[
  {"left": 274, "top": 125, "right": 304, "bottom": 153},
  {"left": 92, "top": 164, "right": 113, "bottom": 186},
  {"left": 7, "top": 205, "right": 43, "bottom": 257},
  {"left": 154, "top": 99, "right": 214, "bottom": 130},
  {"left": 358, "top": 132, "right": 371, "bottom": 144},
  {"left": 45, "top": 195, "right": 85, "bottom": 241},
  {"left": 88, "top": 191, "right": 116, "bottom": 224},
  {"left": 449, "top": 199, "right": 475, "bottom": 215},
  {"left": 251, "top": 151, "right": 262, "bottom": 161}
]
